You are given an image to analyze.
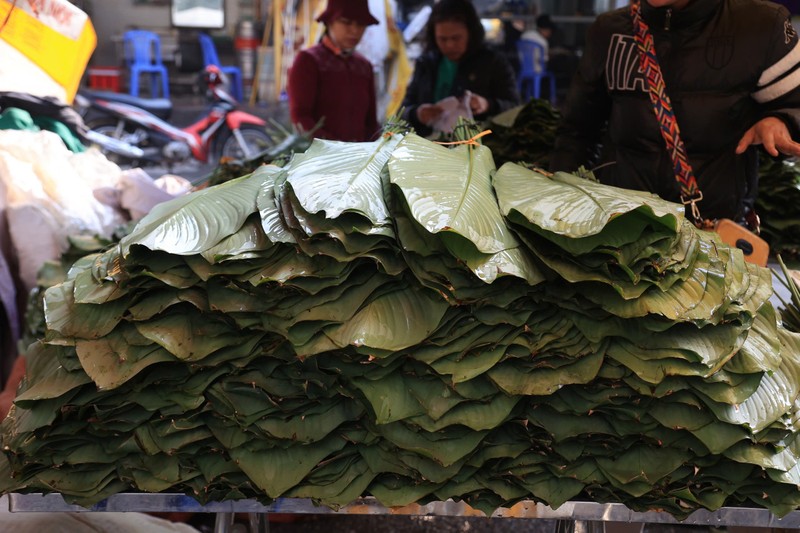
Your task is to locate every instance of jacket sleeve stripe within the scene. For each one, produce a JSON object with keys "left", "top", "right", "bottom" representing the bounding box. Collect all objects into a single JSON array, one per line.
[
  {"left": 754, "top": 38, "right": 800, "bottom": 103},
  {"left": 753, "top": 64, "right": 800, "bottom": 103},
  {"left": 758, "top": 39, "right": 800, "bottom": 87}
]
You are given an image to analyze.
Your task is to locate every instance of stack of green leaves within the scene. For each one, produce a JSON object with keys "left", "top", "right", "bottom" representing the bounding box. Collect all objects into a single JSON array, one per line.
[
  {"left": 22, "top": 227, "right": 135, "bottom": 351},
  {"left": 2, "top": 130, "right": 800, "bottom": 519},
  {"left": 481, "top": 98, "right": 560, "bottom": 168}
]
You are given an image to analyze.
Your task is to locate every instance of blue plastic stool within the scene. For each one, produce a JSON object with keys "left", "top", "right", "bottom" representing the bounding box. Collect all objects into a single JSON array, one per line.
[
  {"left": 516, "top": 39, "right": 556, "bottom": 104},
  {"left": 199, "top": 32, "right": 244, "bottom": 102},
  {"left": 123, "top": 30, "right": 170, "bottom": 98}
]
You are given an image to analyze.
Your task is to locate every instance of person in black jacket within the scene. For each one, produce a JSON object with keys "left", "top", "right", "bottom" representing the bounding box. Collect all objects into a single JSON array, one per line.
[
  {"left": 402, "top": 0, "right": 519, "bottom": 136},
  {"left": 551, "top": 0, "right": 800, "bottom": 225}
]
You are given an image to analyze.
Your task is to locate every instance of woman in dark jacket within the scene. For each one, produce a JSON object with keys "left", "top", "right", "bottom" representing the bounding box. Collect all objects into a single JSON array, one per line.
[
  {"left": 551, "top": 0, "right": 800, "bottom": 223},
  {"left": 402, "top": 0, "right": 519, "bottom": 136}
]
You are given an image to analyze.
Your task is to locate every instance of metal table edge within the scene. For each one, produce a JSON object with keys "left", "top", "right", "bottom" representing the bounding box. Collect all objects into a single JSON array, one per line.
[{"left": 7, "top": 494, "right": 800, "bottom": 527}]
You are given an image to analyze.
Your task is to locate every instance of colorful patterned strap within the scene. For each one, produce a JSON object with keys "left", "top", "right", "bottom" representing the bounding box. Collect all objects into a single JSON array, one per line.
[{"left": 630, "top": 0, "right": 705, "bottom": 223}]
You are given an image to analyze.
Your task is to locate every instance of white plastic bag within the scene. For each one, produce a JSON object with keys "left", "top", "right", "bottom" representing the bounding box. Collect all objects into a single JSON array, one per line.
[{"left": 431, "top": 92, "right": 473, "bottom": 134}]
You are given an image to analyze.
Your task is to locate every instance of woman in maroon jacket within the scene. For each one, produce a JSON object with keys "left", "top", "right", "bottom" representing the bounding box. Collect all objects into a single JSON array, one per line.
[{"left": 287, "top": 0, "right": 380, "bottom": 142}]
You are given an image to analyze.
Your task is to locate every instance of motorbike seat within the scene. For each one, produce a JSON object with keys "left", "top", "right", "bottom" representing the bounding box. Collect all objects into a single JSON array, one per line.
[{"left": 80, "top": 90, "right": 173, "bottom": 120}]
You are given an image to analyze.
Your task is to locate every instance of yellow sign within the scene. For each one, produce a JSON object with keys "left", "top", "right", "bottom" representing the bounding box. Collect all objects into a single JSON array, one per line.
[{"left": 0, "top": 0, "right": 96, "bottom": 102}]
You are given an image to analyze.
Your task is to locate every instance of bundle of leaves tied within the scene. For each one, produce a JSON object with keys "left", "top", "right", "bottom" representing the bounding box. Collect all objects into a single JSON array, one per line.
[
  {"left": 481, "top": 98, "right": 560, "bottom": 168},
  {"left": 755, "top": 156, "right": 800, "bottom": 261},
  {"left": 3, "top": 123, "right": 800, "bottom": 520}
]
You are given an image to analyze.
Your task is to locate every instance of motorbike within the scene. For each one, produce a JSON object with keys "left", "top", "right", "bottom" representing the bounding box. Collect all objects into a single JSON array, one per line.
[{"left": 75, "top": 65, "right": 273, "bottom": 167}]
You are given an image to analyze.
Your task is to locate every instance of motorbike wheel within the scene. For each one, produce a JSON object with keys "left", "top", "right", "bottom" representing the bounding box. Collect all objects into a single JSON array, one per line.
[
  {"left": 215, "top": 125, "right": 273, "bottom": 162},
  {"left": 85, "top": 117, "right": 143, "bottom": 166}
]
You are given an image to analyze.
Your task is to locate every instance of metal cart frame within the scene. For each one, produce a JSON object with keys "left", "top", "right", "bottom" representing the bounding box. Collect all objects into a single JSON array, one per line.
[{"left": 8, "top": 493, "right": 800, "bottom": 533}]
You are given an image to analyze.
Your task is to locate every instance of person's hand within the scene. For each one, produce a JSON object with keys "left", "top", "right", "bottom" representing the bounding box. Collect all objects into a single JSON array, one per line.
[
  {"left": 736, "top": 116, "right": 800, "bottom": 157},
  {"left": 416, "top": 104, "right": 443, "bottom": 126},
  {"left": 469, "top": 93, "right": 489, "bottom": 115}
]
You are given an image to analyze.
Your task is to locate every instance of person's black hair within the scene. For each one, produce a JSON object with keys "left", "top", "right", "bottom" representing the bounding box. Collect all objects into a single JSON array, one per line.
[
  {"left": 536, "top": 14, "right": 555, "bottom": 31},
  {"left": 424, "top": 0, "right": 485, "bottom": 55}
]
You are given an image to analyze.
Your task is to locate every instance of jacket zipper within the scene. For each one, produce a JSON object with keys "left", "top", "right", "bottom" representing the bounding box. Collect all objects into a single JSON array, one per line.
[{"left": 664, "top": 8, "right": 672, "bottom": 30}]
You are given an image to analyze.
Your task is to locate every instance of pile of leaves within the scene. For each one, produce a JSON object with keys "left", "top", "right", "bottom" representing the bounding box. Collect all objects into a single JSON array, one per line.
[
  {"left": 3, "top": 127, "right": 800, "bottom": 519},
  {"left": 21, "top": 226, "right": 134, "bottom": 351},
  {"left": 481, "top": 99, "right": 560, "bottom": 168},
  {"left": 755, "top": 156, "right": 800, "bottom": 260}
]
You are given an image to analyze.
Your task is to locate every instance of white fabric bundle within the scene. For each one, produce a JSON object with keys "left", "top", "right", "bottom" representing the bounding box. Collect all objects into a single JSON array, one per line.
[{"left": 0, "top": 129, "right": 191, "bottom": 292}]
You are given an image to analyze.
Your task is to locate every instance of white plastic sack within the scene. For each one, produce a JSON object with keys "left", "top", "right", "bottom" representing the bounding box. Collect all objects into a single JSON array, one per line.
[
  {"left": 6, "top": 203, "right": 66, "bottom": 291},
  {"left": 0, "top": 130, "right": 127, "bottom": 291},
  {"left": 0, "top": 510, "right": 200, "bottom": 533},
  {"left": 431, "top": 93, "right": 473, "bottom": 135},
  {"left": 356, "top": 0, "right": 394, "bottom": 68},
  {"left": 93, "top": 169, "right": 193, "bottom": 221},
  {"left": 0, "top": 130, "right": 124, "bottom": 236},
  {"left": 69, "top": 147, "right": 123, "bottom": 191}
]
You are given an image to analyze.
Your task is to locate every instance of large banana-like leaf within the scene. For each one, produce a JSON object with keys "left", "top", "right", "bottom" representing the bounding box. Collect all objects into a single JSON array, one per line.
[
  {"left": 284, "top": 186, "right": 395, "bottom": 241},
  {"left": 352, "top": 372, "right": 426, "bottom": 424},
  {"left": 126, "top": 287, "right": 209, "bottom": 321},
  {"left": 725, "top": 438, "right": 800, "bottom": 472},
  {"left": 430, "top": 344, "right": 510, "bottom": 383},
  {"left": 374, "top": 421, "right": 487, "bottom": 467},
  {"left": 572, "top": 313, "right": 746, "bottom": 370},
  {"left": 521, "top": 205, "right": 678, "bottom": 258},
  {"left": 494, "top": 164, "right": 682, "bottom": 237},
  {"left": 708, "top": 328, "right": 800, "bottom": 432},
  {"left": 44, "top": 280, "right": 129, "bottom": 340},
  {"left": 440, "top": 232, "right": 544, "bottom": 285},
  {"left": 67, "top": 253, "right": 130, "bottom": 304},
  {"left": 515, "top": 475, "right": 586, "bottom": 509},
  {"left": 406, "top": 393, "right": 519, "bottom": 432},
  {"left": 580, "top": 242, "right": 728, "bottom": 322},
  {"left": 253, "top": 400, "right": 364, "bottom": 443},
  {"left": 134, "top": 310, "right": 259, "bottom": 362},
  {"left": 287, "top": 456, "right": 375, "bottom": 508},
  {"left": 405, "top": 375, "right": 496, "bottom": 420},
  {"left": 13, "top": 342, "right": 92, "bottom": 405},
  {"left": 324, "top": 285, "right": 449, "bottom": 352},
  {"left": 121, "top": 172, "right": 268, "bottom": 256},
  {"left": 284, "top": 134, "right": 404, "bottom": 224},
  {"left": 199, "top": 214, "right": 273, "bottom": 264},
  {"left": 389, "top": 135, "right": 542, "bottom": 284},
  {"left": 256, "top": 165, "right": 296, "bottom": 243},
  {"left": 488, "top": 351, "right": 604, "bottom": 396},
  {"left": 230, "top": 435, "right": 347, "bottom": 498},
  {"left": 389, "top": 135, "right": 515, "bottom": 254},
  {"left": 596, "top": 445, "right": 691, "bottom": 485},
  {"left": 726, "top": 305, "right": 783, "bottom": 374},
  {"left": 75, "top": 333, "right": 174, "bottom": 390},
  {"left": 368, "top": 477, "right": 443, "bottom": 507}
]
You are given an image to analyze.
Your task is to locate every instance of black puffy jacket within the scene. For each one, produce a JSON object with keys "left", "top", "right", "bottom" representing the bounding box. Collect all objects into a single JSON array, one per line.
[
  {"left": 551, "top": 0, "right": 800, "bottom": 221},
  {"left": 402, "top": 47, "right": 520, "bottom": 136}
]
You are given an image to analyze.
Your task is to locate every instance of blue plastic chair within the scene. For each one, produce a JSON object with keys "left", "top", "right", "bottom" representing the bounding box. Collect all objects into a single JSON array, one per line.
[
  {"left": 516, "top": 39, "right": 556, "bottom": 104},
  {"left": 123, "top": 30, "right": 170, "bottom": 98},
  {"left": 198, "top": 32, "right": 244, "bottom": 102}
]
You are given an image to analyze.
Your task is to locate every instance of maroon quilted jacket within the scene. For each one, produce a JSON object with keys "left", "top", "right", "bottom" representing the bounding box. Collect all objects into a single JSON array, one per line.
[{"left": 287, "top": 37, "right": 380, "bottom": 142}]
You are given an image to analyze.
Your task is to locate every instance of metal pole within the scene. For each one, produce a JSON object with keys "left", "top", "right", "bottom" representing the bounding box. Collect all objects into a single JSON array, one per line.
[
  {"left": 556, "top": 520, "right": 607, "bottom": 533},
  {"left": 248, "top": 512, "right": 270, "bottom": 533},
  {"left": 214, "top": 511, "right": 235, "bottom": 533}
]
